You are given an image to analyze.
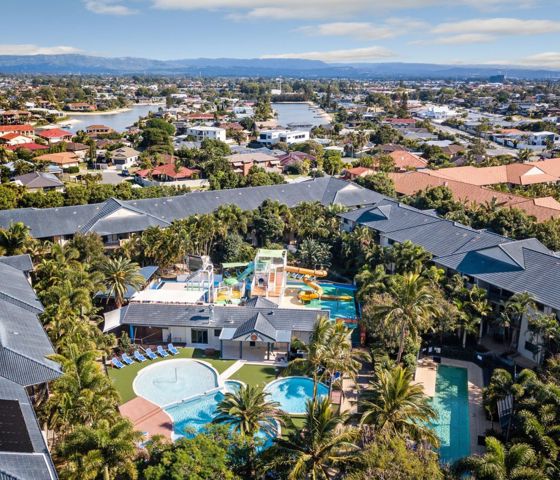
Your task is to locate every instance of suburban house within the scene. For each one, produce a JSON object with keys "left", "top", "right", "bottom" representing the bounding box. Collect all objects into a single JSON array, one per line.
[
  {"left": 186, "top": 126, "right": 226, "bottom": 142},
  {"left": 86, "top": 124, "right": 114, "bottom": 136},
  {"left": 225, "top": 152, "right": 281, "bottom": 176},
  {"left": 382, "top": 118, "right": 416, "bottom": 127},
  {"left": 0, "top": 124, "right": 34, "bottom": 136},
  {"left": 339, "top": 198, "right": 560, "bottom": 364},
  {"left": 258, "top": 130, "right": 310, "bottom": 146},
  {"left": 492, "top": 129, "right": 559, "bottom": 150},
  {"left": 5, "top": 142, "right": 49, "bottom": 153},
  {"left": 13, "top": 172, "right": 64, "bottom": 192},
  {"left": 277, "top": 151, "right": 316, "bottom": 172},
  {"left": 388, "top": 150, "right": 428, "bottom": 171},
  {"left": 110, "top": 146, "right": 140, "bottom": 171},
  {"left": 65, "top": 102, "right": 97, "bottom": 112},
  {"left": 0, "top": 110, "right": 32, "bottom": 125},
  {"left": 343, "top": 166, "right": 376, "bottom": 181},
  {"left": 0, "top": 133, "right": 33, "bottom": 146},
  {"left": 65, "top": 142, "right": 90, "bottom": 160},
  {"left": 135, "top": 164, "right": 199, "bottom": 183},
  {"left": 37, "top": 128, "right": 73, "bottom": 144},
  {"left": 0, "top": 256, "right": 61, "bottom": 480},
  {"left": 0, "top": 177, "right": 383, "bottom": 246},
  {"left": 35, "top": 152, "right": 81, "bottom": 169}
]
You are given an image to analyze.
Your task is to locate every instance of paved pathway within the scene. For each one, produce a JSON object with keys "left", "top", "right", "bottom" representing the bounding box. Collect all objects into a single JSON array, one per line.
[
  {"left": 119, "top": 396, "right": 173, "bottom": 440},
  {"left": 219, "top": 359, "right": 246, "bottom": 380}
]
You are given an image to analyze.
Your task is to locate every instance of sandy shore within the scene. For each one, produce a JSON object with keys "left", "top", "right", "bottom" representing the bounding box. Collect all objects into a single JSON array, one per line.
[{"left": 66, "top": 107, "right": 132, "bottom": 116}]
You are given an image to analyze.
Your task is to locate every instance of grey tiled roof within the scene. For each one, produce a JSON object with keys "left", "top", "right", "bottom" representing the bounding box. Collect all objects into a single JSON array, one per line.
[
  {"left": 244, "top": 297, "right": 278, "bottom": 308},
  {"left": 0, "top": 377, "right": 57, "bottom": 479},
  {"left": 341, "top": 199, "right": 560, "bottom": 311},
  {"left": 233, "top": 313, "right": 278, "bottom": 341},
  {"left": 13, "top": 172, "right": 63, "bottom": 190},
  {"left": 0, "top": 255, "right": 33, "bottom": 274},
  {"left": 0, "top": 177, "right": 383, "bottom": 239},
  {"left": 0, "top": 264, "right": 60, "bottom": 387},
  {"left": 117, "top": 302, "right": 321, "bottom": 333}
]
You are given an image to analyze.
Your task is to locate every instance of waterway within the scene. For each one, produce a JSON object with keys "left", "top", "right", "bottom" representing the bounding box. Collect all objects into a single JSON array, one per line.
[
  {"left": 64, "top": 104, "right": 162, "bottom": 133},
  {"left": 272, "top": 102, "right": 330, "bottom": 130}
]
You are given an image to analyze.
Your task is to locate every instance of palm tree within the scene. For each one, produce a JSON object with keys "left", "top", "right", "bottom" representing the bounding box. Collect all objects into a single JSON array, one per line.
[
  {"left": 367, "top": 272, "right": 439, "bottom": 363},
  {"left": 98, "top": 256, "right": 144, "bottom": 308},
  {"left": 213, "top": 384, "right": 285, "bottom": 477},
  {"left": 56, "top": 418, "right": 141, "bottom": 480},
  {"left": 0, "top": 222, "right": 31, "bottom": 255},
  {"left": 498, "top": 292, "right": 535, "bottom": 348},
  {"left": 267, "top": 397, "right": 359, "bottom": 479},
  {"left": 452, "top": 437, "right": 546, "bottom": 480},
  {"left": 360, "top": 365, "right": 439, "bottom": 447}
]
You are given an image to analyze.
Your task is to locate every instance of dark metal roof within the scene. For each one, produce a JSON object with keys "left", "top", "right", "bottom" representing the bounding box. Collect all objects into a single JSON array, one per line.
[
  {"left": 0, "top": 177, "right": 383, "bottom": 239},
  {"left": 233, "top": 313, "right": 278, "bottom": 341},
  {"left": 0, "top": 255, "right": 33, "bottom": 274},
  {"left": 117, "top": 302, "right": 321, "bottom": 333}
]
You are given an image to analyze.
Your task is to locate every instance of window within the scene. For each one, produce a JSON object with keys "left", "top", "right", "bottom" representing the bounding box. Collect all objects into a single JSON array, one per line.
[
  {"left": 214, "top": 328, "right": 222, "bottom": 337},
  {"left": 249, "top": 341, "right": 256, "bottom": 347},
  {"left": 191, "top": 329, "right": 208, "bottom": 344},
  {"left": 524, "top": 341, "right": 538, "bottom": 354}
]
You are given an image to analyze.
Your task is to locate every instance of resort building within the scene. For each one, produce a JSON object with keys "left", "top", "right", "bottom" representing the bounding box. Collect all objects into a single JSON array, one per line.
[
  {"left": 0, "top": 177, "right": 383, "bottom": 246},
  {"left": 0, "top": 255, "right": 61, "bottom": 480},
  {"left": 339, "top": 198, "right": 560, "bottom": 364}
]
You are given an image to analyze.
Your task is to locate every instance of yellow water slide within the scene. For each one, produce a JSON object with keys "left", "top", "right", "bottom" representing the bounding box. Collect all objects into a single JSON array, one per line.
[{"left": 285, "top": 265, "right": 352, "bottom": 302}]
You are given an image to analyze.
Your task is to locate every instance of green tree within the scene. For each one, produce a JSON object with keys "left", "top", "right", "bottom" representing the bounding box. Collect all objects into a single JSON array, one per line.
[
  {"left": 360, "top": 365, "right": 439, "bottom": 447},
  {"left": 0, "top": 221, "right": 31, "bottom": 255},
  {"left": 265, "top": 397, "right": 359, "bottom": 479},
  {"left": 98, "top": 256, "right": 144, "bottom": 308},
  {"left": 296, "top": 238, "right": 332, "bottom": 269}
]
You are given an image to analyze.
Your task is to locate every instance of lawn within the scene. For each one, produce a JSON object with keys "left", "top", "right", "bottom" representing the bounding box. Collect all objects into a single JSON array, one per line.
[
  {"left": 107, "top": 347, "right": 235, "bottom": 404},
  {"left": 229, "top": 364, "right": 278, "bottom": 389}
]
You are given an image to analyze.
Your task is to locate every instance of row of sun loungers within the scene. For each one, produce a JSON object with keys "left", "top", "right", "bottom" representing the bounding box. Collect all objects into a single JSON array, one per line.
[{"left": 111, "top": 344, "right": 180, "bottom": 368}]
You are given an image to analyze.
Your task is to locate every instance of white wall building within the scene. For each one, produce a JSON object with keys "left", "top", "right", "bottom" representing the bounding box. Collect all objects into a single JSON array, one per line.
[
  {"left": 186, "top": 126, "right": 226, "bottom": 142},
  {"left": 258, "top": 129, "right": 309, "bottom": 146}
]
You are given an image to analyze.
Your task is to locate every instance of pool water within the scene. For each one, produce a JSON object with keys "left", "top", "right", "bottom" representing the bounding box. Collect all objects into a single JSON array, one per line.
[
  {"left": 133, "top": 359, "right": 218, "bottom": 407},
  {"left": 264, "top": 377, "right": 328, "bottom": 415},
  {"left": 430, "top": 365, "right": 470, "bottom": 463},
  {"left": 166, "top": 380, "right": 274, "bottom": 448},
  {"left": 288, "top": 282, "right": 357, "bottom": 320}
]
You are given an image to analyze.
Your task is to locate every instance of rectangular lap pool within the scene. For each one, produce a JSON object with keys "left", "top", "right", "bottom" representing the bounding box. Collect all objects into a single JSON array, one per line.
[{"left": 431, "top": 365, "right": 470, "bottom": 463}]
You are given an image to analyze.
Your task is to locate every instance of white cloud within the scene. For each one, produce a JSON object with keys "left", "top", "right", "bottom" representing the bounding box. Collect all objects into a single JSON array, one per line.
[
  {"left": 261, "top": 45, "right": 396, "bottom": 63},
  {"left": 297, "top": 23, "right": 395, "bottom": 40},
  {"left": 84, "top": 0, "right": 137, "bottom": 15},
  {"left": 0, "top": 45, "right": 82, "bottom": 55},
  {"left": 431, "top": 33, "right": 496, "bottom": 44},
  {"left": 433, "top": 18, "right": 560, "bottom": 36},
  {"left": 152, "top": 0, "right": 518, "bottom": 20},
  {"left": 296, "top": 18, "right": 427, "bottom": 40},
  {"left": 517, "top": 52, "right": 560, "bottom": 69}
]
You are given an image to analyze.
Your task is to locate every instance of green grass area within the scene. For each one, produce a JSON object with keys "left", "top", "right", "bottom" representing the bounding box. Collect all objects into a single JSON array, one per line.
[
  {"left": 107, "top": 347, "right": 235, "bottom": 404},
  {"left": 228, "top": 364, "right": 278, "bottom": 389}
]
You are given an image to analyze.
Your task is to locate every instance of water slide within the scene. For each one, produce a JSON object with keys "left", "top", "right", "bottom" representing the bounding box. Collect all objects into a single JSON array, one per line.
[
  {"left": 284, "top": 265, "right": 352, "bottom": 303},
  {"left": 237, "top": 262, "right": 254, "bottom": 282}
]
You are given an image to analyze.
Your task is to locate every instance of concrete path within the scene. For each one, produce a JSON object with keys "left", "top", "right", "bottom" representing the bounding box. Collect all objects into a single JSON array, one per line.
[
  {"left": 119, "top": 396, "right": 173, "bottom": 440},
  {"left": 219, "top": 360, "right": 246, "bottom": 380}
]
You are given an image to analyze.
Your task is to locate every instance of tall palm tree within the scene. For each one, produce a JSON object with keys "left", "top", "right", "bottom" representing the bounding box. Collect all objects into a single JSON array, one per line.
[
  {"left": 267, "top": 397, "right": 359, "bottom": 479},
  {"left": 360, "top": 365, "right": 439, "bottom": 447},
  {"left": 56, "top": 418, "right": 141, "bottom": 480},
  {"left": 498, "top": 292, "right": 535, "bottom": 348},
  {"left": 368, "top": 272, "right": 439, "bottom": 363},
  {"left": 0, "top": 222, "right": 31, "bottom": 255},
  {"left": 98, "top": 256, "right": 144, "bottom": 308},
  {"left": 213, "top": 384, "right": 285, "bottom": 477},
  {"left": 452, "top": 437, "right": 546, "bottom": 480}
]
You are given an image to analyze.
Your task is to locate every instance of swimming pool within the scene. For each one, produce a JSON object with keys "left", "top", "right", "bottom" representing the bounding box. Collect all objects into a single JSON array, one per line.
[
  {"left": 166, "top": 380, "right": 275, "bottom": 447},
  {"left": 264, "top": 376, "right": 328, "bottom": 415},
  {"left": 133, "top": 359, "right": 218, "bottom": 407},
  {"left": 430, "top": 365, "right": 470, "bottom": 463},
  {"left": 288, "top": 282, "right": 357, "bottom": 321}
]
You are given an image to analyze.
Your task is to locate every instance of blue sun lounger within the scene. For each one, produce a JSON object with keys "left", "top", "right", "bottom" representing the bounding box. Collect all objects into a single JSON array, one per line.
[
  {"left": 167, "top": 343, "right": 179, "bottom": 355},
  {"left": 121, "top": 353, "right": 134, "bottom": 365},
  {"left": 134, "top": 350, "right": 147, "bottom": 362},
  {"left": 157, "top": 345, "right": 169, "bottom": 357},
  {"left": 145, "top": 348, "right": 158, "bottom": 360},
  {"left": 112, "top": 357, "right": 125, "bottom": 369}
]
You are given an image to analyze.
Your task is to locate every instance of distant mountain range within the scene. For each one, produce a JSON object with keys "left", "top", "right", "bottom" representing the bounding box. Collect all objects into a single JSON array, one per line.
[{"left": 0, "top": 54, "right": 558, "bottom": 79}]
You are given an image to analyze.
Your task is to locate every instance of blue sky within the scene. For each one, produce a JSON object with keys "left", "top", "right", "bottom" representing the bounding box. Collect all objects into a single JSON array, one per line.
[{"left": 1, "top": 0, "right": 560, "bottom": 67}]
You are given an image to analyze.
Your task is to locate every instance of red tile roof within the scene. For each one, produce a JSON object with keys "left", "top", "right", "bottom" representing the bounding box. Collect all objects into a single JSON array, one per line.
[
  {"left": 5, "top": 143, "right": 49, "bottom": 151},
  {"left": 38, "top": 128, "right": 72, "bottom": 139},
  {"left": 0, "top": 124, "right": 33, "bottom": 133},
  {"left": 388, "top": 151, "right": 427, "bottom": 170}
]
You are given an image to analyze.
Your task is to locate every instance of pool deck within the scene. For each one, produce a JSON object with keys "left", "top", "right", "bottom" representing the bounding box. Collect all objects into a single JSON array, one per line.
[
  {"left": 415, "top": 357, "right": 489, "bottom": 456},
  {"left": 119, "top": 396, "right": 173, "bottom": 440}
]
